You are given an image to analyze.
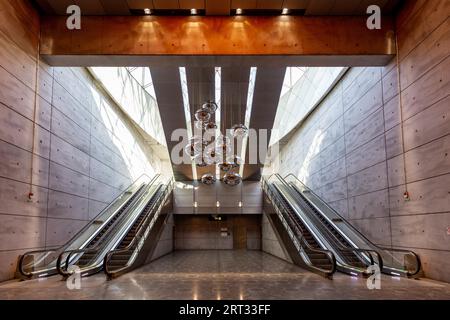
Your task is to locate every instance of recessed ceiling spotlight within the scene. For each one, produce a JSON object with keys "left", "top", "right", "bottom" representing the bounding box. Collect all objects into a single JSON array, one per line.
[
  {"left": 143, "top": 8, "right": 151, "bottom": 15},
  {"left": 190, "top": 8, "right": 197, "bottom": 15},
  {"left": 236, "top": 8, "right": 243, "bottom": 15},
  {"left": 282, "top": 8, "right": 289, "bottom": 15}
]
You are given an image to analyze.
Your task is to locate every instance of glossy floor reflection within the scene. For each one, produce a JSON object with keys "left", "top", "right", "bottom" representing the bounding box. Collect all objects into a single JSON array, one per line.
[{"left": 1, "top": 250, "right": 450, "bottom": 300}]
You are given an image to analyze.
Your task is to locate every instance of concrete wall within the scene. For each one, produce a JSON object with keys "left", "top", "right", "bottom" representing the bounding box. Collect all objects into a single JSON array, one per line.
[
  {"left": 150, "top": 214, "right": 175, "bottom": 261},
  {"left": 261, "top": 213, "right": 292, "bottom": 263},
  {"left": 174, "top": 215, "right": 261, "bottom": 250},
  {"left": 0, "top": 0, "right": 163, "bottom": 282},
  {"left": 270, "top": 0, "right": 450, "bottom": 282}
]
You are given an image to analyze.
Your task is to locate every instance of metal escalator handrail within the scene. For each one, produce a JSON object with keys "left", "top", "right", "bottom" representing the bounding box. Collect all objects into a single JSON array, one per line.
[
  {"left": 104, "top": 179, "right": 174, "bottom": 278},
  {"left": 283, "top": 173, "right": 421, "bottom": 277},
  {"left": 56, "top": 176, "right": 161, "bottom": 276},
  {"left": 376, "top": 246, "right": 421, "bottom": 277},
  {"left": 284, "top": 181, "right": 384, "bottom": 274},
  {"left": 264, "top": 180, "right": 336, "bottom": 276},
  {"left": 337, "top": 247, "right": 384, "bottom": 275},
  {"left": 262, "top": 178, "right": 336, "bottom": 277},
  {"left": 18, "top": 174, "right": 154, "bottom": 278}
]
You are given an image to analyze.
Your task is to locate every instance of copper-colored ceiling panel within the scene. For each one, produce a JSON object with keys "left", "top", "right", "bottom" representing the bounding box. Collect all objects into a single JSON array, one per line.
[
  {"left": 179, "top": 0, "right": 206, "bottom": 9},
  {"left": 305, "top": 0, "right": 335, "bottom": 15},
  {"left": 353, "top": 0, "right": 389, "bottom": 15},
  {"left": 34, "top": 0, "right": 57, "bottom": 14},
  {"left": 206, "top": 0, "right": 231, "bottom": 15},
  {"left": 329, "top": 0, "right": 362, "bottom": 15},
  {"left": 75, "top": 0, "right": 106, "bottom": 15},
  {"left": 282, "top": 0, "right": 309, "bottom": 9},
  {"left": 99, "top": 0, "right": 130, "bottom": 14},
  {"left": 231, "top": 0, "right": 257, "bottom": 9},
  {"left": 256, "top": 0, "right": 283, "bottom": 10},
  {"left": 126, "top": 0, "right": 154, "bottom": 10},
  {"left": 153, "top": 0, "right": 180, "bottom": 9},
  {"left": 40, "top": 0, "right": 76, "bottom": 14},
  {"left": 34, "top": 0, "right": 401, "bottom": 15}
]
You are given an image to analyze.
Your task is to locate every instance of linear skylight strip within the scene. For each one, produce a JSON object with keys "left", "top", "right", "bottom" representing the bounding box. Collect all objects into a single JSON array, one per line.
[
  {"left": 240, "top": 67, "right": 257, "bottom": 177},
  {"left": 179, "top": 67, "right": 197, "bottom": 181},
  {"left": 215, "top": 67, "right": 222, "bottom": 180}
]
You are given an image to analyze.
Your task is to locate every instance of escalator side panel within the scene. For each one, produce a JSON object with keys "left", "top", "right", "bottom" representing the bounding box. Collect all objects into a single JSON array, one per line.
[{"left": 265, "top": 212, "right": 308, "bottom": 268}]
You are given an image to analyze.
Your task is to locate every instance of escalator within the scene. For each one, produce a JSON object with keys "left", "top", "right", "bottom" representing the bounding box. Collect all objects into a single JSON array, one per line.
[
  {"left": 262, "top": 177, "right": 336, "bottom": 278},
  {"left": 290, "top": 186, "right": 365, "bottom": 269},
  {"left": 65, "top": 186, "right": 156, "bottom": 269},
  {"left": 17, "top": 175, "right": 154, "bottom": 279},
  {"left": 70, "top": 184, "right": 148, "bottom": 268},
  {"left": 263, "top": 174, "right": 385, "bottom": 277},
  {"left": 56, "top": 176, "right": 169, "bottom": 277},
  {"left": 98, "top": 185, "right": 163, "bottom": 268},
  {"left": 273, "top": 186, "right": 336, "bottom": 271},
  {"left": 285, "top": 182, "right": 380, "bottom": 276},
  {"left": 104, "top": 179, "right": 174, "bottom": 279},
  {"left": 278, "top": 174, "right": 421, "bottom": 278}
]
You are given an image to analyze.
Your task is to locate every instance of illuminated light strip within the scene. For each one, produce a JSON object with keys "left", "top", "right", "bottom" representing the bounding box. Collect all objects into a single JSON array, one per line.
[
  {"left": 179, "top": 67, "right": 198, "bottom": 181},
  {"left": 215, "top": 67, "right": 222, "bottom": 180},
  {"left": 239, "top": 67, "right": 257, "bottom": 177}
]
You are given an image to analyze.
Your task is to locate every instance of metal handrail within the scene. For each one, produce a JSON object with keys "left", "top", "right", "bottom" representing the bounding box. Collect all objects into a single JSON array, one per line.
[
  {"left": 377, "top": 246, "right": 421, "bottom": 277},
  {"left": 104, "top": 179, "right": 174, "bottom": 278},
  {"left": 262, "top": 178, "right": 336, "bottom": 277},
  {"left": 56, "top": 175, "right": 162, "bottom": 276},
  {"left": 282, "top": 178, "right": 384, "bottom": 274},
  {"left": 283, "top": 173, "right": 421, "bottom": 277},
  {"left": 18, "top": 174, "right": 154, "bottom": 278}
]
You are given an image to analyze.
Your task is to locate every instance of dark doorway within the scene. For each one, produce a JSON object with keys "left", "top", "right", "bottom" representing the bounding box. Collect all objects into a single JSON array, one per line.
[{"left": 233, "top": 225, "right": 247, "bottom": 249}]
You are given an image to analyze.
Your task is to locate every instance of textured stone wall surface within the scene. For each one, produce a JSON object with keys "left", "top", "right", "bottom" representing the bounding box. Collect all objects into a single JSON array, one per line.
[
  {"left": 272, "top": 0, "right": 450, "bottom": 282},
  {"left": 0, "top": 0, "right": 162, "bottom": 282}
]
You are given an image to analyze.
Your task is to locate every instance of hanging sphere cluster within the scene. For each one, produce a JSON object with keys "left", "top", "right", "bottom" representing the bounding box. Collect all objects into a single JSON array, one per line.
[{"left": 185, "top": 100, "right": 248, "bottom": 186}]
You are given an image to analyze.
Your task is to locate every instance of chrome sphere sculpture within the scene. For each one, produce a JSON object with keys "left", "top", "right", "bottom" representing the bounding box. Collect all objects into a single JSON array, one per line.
[
  {"left": 201, "top": 173, "right": 216, "bottom": 185},
  {"left": 223, "top": 172, "right": 242, "bottom": 186}
]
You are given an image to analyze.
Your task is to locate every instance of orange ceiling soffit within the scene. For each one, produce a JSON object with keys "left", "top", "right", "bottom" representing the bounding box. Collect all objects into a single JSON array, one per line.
[{"left": 40, "top": 16, "right": 396, "bottom": 58}]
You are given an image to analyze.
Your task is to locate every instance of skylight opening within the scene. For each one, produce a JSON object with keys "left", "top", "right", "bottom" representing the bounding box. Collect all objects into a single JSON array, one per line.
[
  {"left": 179, "top": 67, "right": 197, "bottom": 180},
  {"left": 280, "top": 67, "right": 307, "bottom": 97},
  {"left": 215, "top": 67, "right": 222, "bottom": 180},
  {"left": 239, "top": 67, "right": 257, "bottom": 177},
  {"left": 126, "top": 67, "right": 157, "bottom": 99}
]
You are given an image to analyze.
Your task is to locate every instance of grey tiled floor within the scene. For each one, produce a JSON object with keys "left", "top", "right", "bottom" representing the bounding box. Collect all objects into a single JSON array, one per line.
[{"left": 1, "top": 250, "right": 449, "bottom": 300}]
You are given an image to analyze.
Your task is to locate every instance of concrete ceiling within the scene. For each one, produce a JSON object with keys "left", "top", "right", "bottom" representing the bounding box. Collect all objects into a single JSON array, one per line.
[
  {"left": 150, "top": 58, "right": 284, "bottom": 182},
  {"left": 33, "top": 0, "right": 401, "bottom": 15}
]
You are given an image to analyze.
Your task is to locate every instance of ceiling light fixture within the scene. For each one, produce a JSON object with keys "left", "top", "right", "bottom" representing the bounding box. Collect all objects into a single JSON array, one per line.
[
  {"left": 190, "top": 8, "right": 197, "bottom": 15},
  {"left": 236, "top": 8, "right": 243, "bottom": 15},
  {"left": 282, "top": 8, "right": 289, "bottom": 15},
  {"left": 144, "top": 8, "right": 151, "bottom": 15}
]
